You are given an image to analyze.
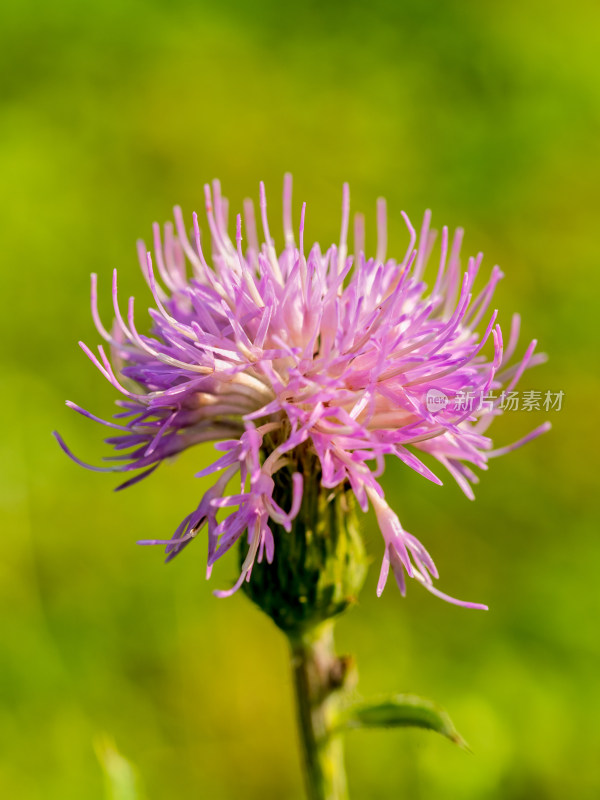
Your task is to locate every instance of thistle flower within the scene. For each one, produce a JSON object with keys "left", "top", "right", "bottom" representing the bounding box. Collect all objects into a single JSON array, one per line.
[{"left": 55, "top": 176, "right": 550, "bottom": 609}]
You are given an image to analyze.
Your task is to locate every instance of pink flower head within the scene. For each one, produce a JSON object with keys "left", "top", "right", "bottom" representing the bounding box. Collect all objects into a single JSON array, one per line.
[{"left": 55, "top": 176, "right": 550, "bottom": 609}]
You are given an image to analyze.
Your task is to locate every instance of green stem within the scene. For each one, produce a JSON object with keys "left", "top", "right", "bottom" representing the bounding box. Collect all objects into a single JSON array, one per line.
[{"left": 290, "top": 622, "right": 350, "bottom": 800}]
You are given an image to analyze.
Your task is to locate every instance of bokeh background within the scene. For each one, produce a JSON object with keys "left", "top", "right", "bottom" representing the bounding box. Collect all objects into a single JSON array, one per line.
[{"left": 1, "top": 1, "right": 598, "bottom": 798}]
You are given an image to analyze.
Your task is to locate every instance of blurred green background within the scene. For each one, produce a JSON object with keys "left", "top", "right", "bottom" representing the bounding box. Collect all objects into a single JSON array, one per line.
[{"left": 1, "top": 0, "right": 598, "bottom": 798}]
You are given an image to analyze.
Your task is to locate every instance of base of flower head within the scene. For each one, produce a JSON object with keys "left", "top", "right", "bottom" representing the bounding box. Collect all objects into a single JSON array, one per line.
[{"left": 240, "top": 463, "right": 368, "bottom": 635}]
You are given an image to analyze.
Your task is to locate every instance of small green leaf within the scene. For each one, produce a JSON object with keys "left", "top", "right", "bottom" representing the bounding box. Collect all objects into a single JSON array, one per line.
[
  {"left": 334, "top": 694, "right": 469, "bottom": 750},
  {"left": 95, "top": 735, "right": 142, "bottom": 800}
]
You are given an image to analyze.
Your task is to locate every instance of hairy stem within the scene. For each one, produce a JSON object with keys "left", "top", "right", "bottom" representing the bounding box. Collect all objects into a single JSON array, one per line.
[{"left": 290, "top": 622, "right": 351, "bottom": 800}]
